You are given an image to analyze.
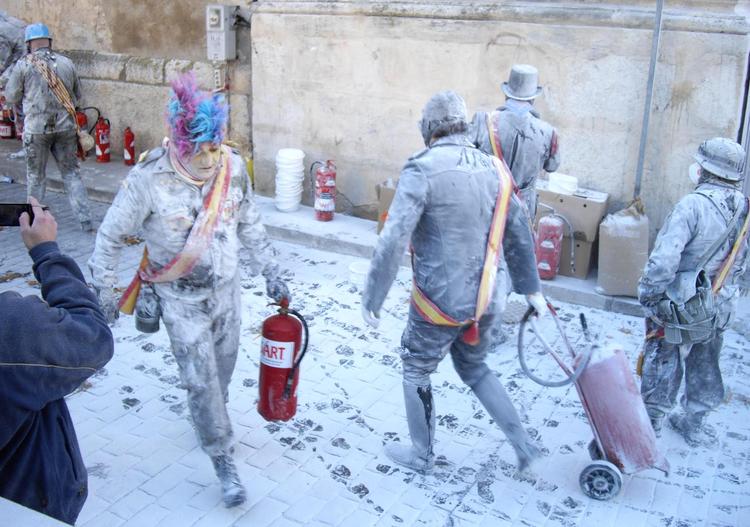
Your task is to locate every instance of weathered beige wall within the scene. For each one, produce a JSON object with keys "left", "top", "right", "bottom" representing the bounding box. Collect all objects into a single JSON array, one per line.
[
  {"left": 251, "top": 1, "right": 749, "bottom": 229},
  {"left": 2, "top": 0, "right": 253, "bottom": 156}
]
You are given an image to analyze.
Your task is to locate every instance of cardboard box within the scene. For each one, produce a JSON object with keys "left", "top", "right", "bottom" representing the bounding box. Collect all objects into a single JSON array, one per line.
[
  {"left": 376, "top": 180, "right": 397, "bottom": 233},
  {"left": 559, "top": 237, "right": 595, "bottom": 279},
  {"left": 536, "top": 180, "right": 609, "bottom": 242},
  {"left": 597, "top": 203, "right": 649, "bottom": 297}
]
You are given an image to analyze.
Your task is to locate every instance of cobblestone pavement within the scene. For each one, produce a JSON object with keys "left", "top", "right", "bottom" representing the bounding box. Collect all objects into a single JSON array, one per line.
[{"left": 1, "top": 182, "right": 749, "bottom": 527}]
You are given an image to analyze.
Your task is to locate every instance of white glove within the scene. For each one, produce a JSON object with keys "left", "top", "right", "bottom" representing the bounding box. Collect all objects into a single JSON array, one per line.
[
  {"left": 361, "top": 305, "right": 380, "bottom": 329},
  {"left": 526, "top": 292, "right": 549, "bottom": 319},
  {"left": 96, "top": 287, "right": 120, "bottom": 325}
]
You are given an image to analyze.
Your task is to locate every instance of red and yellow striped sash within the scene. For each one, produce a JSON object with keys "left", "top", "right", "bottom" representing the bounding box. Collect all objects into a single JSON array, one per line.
[
  {"left": 411, "top": 156, "right": 514, "bottom": 345},
  {"left": 486, "top": 111, "right": 505, "bottom": 163},
  {"left": 118, "top": 145, "right": 233, "bottom": 314}
]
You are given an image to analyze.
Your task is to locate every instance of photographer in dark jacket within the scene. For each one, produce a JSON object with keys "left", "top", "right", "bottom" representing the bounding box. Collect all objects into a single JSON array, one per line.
[{"left": 0, "top": 197, "right": 113, "bottom": 525}]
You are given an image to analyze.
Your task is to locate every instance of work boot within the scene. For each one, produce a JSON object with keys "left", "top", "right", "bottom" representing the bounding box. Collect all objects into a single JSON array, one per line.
[
  {"left": 472, "top": 372, "right": 541, "bottom": 473},
  {"left": 211, "top": 454, "right": 246, "bottom": 507},
  {"left": 668, "top": 411, "right": 715, "bottom": 448},
  {"left": 646, "top": 408, "right": 665, "bottom": 438},
  {"left": 385, "top": 382, "right": 435, "bottom": 473}
]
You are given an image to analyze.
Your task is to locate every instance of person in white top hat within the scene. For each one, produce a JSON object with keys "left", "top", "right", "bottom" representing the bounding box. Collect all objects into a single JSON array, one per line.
[{"left": 469, "top": 64, "right": 560, "bottom": 218}]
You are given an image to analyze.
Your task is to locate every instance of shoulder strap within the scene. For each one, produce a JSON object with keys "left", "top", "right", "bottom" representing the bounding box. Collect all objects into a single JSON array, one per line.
[
  {"left": 485, "top": 111, "right": 505, "bottom": 162},
  {"left": 697, "top": 195, "right": 746, "bottom": 269},
  {"left": 711, "top": 197, "right": 750, "bottom": 293}
]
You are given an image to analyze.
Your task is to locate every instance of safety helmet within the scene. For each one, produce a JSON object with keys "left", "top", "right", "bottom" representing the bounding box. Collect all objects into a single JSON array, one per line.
[
  {"left": 419, "top": 90, "right": 467, "bottom": 146},
  {"left": 24, "top": 23, "right": 51, "bottom": 43},
  {"left": 693, "top": 137, "right": 746, "bottom": 182}
]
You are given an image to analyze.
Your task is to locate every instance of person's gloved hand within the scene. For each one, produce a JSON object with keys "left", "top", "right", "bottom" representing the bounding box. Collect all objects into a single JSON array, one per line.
[
  {"left": 526, "top": 292, "right": 549, "bottom": 319},
  {"left": 266, "top": 277, "right": 290, "bottom": 303},
  {"left": 361, "top": 305, "right": 380, "bottom": 329},
  {"left": 96, "top": 287, "right": 120, "bottom": 324}
]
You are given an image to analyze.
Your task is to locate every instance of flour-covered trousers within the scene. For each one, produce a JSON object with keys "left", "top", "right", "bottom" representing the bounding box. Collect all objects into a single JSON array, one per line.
[
  {"left": 158, "top": 279, "right": 242, "bottom": 456},
  {"left": 23, "top": 129, "right": 91, "bottom": 224},
  {"left": 400, "top": 302, "right": 506, "bottom": 388},
  {"left": 640, "top": 319, "right": 725, "bottom": 416}
]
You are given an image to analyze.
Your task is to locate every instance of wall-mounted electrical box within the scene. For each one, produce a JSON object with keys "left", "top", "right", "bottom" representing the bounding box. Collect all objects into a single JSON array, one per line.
[{"left": 206, "top": 4, "right": 237, "bottom": 61}]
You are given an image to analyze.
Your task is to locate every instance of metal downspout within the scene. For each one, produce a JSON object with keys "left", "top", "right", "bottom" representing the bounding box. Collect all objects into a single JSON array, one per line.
[{"left": 633, "top": 0, "right": 665, "bottom": 200}]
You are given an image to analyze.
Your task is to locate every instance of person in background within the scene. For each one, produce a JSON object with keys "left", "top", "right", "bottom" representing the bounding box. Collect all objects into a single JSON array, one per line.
[
  {"left": 469, "top": 64, "right": 560, "bottom": 218},
  {"left": 362, "top": 90, "right": 548, "bottom": 474},
  {"left": 0, "top": 197, "right": 114, "bottom": 524},
  {"left": 5, "top": 23, "right": 92, "bottom": 230},
  {"left": 639, "top": 137, "right": 749, "bottom": 446}
]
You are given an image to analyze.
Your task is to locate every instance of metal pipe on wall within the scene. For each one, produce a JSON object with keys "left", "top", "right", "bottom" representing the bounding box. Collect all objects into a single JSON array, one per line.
[{"left": 633, "top": 0, "right": 665, "bottom": 200}]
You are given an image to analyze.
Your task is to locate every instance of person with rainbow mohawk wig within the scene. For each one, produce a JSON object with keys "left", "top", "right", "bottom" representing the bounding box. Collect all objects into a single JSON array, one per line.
[{"left": 88, "top": 72, "right": 290, "bottom": 507}]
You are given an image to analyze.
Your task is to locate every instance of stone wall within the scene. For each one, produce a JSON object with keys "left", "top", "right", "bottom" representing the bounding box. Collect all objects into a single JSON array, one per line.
[
  {"left": 250, "top": 1, "right": 750, "bottom": 229},
  {"left": 3, "top": 0, "right": 252, "bottom": 157}
]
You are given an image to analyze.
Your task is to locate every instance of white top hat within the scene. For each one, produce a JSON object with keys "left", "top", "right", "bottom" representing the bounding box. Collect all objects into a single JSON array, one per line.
[{"left": 501, "top": 64, "right": 543, "bottom": 101}]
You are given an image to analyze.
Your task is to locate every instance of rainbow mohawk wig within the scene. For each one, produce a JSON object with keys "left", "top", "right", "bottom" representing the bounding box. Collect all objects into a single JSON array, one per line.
[{"left": 167, "top": 72, "right": 229, "bottom": 158}]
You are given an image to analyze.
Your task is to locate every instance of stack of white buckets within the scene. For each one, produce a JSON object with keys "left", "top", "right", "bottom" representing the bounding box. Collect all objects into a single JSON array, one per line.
[{"left": 275, "top": 148, "right": 305, "bottom": 212}]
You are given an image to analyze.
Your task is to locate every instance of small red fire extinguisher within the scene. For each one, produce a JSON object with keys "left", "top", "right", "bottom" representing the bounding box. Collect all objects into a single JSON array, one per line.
[
  {"left": 535, "top": 210, "right": 574, "bottom": 280},
  {"left": 123, "top": 127, "right": 135, "bottom": 166},
  {"left": 310, "top": 160, "right": 336, "bottom": 221},
  {"left": 94, "top": 117, "right": 110, "bottom": 163},
  {"left": 258, "top": 299, "right": 309, "bottom": 422}
]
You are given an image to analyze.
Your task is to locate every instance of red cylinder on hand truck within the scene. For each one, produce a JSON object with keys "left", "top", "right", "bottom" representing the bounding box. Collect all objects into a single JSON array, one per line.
[
  {"left": 123, "top": 127, "right": 135, "bottom": 166},
  {"left": 258, "top": 300, "right": 309, "bottom": 421}
]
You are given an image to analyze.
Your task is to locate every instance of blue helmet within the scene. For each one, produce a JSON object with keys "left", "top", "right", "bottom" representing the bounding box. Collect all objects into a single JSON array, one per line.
[{"left": 24, "top": 23, "right": 52, "bottom": 43}]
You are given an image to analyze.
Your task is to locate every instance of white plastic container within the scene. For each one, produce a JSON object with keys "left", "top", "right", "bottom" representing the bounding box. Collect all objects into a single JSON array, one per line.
[
  {"left": 275, "top": 148, "right": 305, "bottom": 212},
  {"left": 348, "top": 260, "right": 369, "bottom": 286}
]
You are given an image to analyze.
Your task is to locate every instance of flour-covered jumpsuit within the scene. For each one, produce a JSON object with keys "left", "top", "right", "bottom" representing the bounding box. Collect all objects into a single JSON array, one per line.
[
  {"left": 89, "top": 147, "right": 283, "bottom": 455},
  {"left": 5, "top": 48, "right": 91, "bottom": 225},
  {"left": 469, "top": 100, "right": 560, "bottom": 218},
  {"left": 639, "top": 181, "right": 750, "bottom": 417},
  {"left": 363, "top": 134, "right": 540, "bottom": 389}
]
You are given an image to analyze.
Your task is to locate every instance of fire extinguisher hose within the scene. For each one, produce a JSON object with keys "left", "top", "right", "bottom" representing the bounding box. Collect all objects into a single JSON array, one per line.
[
  {"left": 517, "top": 307, "right": 593, "bottom": 387},
  {"left": 79, "top": 106, "right": 100, "bottom": 133},
  {"left": 282, "top": 308, "right": 309, "bottom": 399}
]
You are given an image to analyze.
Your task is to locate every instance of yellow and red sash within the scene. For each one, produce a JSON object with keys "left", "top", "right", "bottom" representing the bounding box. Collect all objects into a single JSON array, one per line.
[
  {"left": 410, "top": 156, "right": 514, "bottom": 345},
  {"left": 486, "top": 111, "right": 505, "bottom": 163},
  {"left": 118, "top": 145, "right": 233, "bottom": 314},
  {"left": 712, "top": 197, "right": 750, "bottom": 294}
]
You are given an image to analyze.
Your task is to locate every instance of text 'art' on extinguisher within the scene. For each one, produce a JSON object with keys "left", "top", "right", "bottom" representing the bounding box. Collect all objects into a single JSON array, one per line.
[
  {"left": 258, "top": 299, "right": 309, "bottom": 422},
  {"left": 310, "top": 160, "right": 336, "bottom": 222},
  {"left": 123, "top": 127, "right": 135, "bottom": 166},
  {"left": 94, "top": 117, "right": 110, "bottom": 163}
]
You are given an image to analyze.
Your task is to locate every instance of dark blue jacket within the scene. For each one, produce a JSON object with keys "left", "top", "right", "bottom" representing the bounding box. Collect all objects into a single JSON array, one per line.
[{"left": 0, "top": 242, "right": 113, "bottom": 525}]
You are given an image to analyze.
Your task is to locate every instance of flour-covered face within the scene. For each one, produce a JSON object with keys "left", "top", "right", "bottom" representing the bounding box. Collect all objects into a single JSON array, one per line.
[
  {"left": 688, "top": 162, "right": 701, "bottom": 185},
  {"left": 189, "top": 143, "right": 222, "bottom": 178}
]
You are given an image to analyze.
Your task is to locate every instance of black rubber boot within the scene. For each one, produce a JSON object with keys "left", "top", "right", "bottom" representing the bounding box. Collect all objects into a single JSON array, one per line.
[{"left": 385, "top": 382, "right": 436, "bottom": 473}]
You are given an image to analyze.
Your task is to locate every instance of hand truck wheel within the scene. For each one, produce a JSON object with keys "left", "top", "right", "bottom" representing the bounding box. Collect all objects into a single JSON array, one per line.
[{"left": 579, "top": 460, "right": 622, "bottom": 500}]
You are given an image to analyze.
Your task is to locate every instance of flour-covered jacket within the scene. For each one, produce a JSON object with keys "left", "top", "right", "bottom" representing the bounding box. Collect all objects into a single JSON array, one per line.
[
  {"left": 5, "top": 48, "right": 80, "bottom": 134},
  {"left": 363, "top": 134, "right": 540, "bottom": 321},
  {"left": 0, "top": 11, "right": 25, "bottom": 84},
  {"left": 89, "top": 147, "right": 281, "bottom": 299},
  {"left": 639, "top": 181, "right": 750, "bottom": 319},
  {"left": 469, "top": 101, "right": 559, "bottom": 210}
]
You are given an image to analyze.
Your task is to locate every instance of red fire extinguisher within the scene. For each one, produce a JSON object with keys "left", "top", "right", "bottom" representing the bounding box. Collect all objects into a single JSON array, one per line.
[
  {"left": 258, "top": 299, "right": 309, "bottom": 422},
  {"left": 94, "top": 117, "right": 111, "bottom": 163},
  {"left": 535, "top": 212, "right": 574, "bottom": 280},
  {"left": 310, "top": 160, "right": 336, "bottom": 222},
  {"left": 123, "top": 127, "right": 135, "bottom": 166},
  {"left": 0, "top": 97, "right": 15, "bottom": 139}
]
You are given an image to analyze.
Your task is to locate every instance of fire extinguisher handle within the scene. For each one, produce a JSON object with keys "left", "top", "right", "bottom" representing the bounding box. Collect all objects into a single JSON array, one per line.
[{"left": 282, "top": 308, "right": 310, "bottom": 399}]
